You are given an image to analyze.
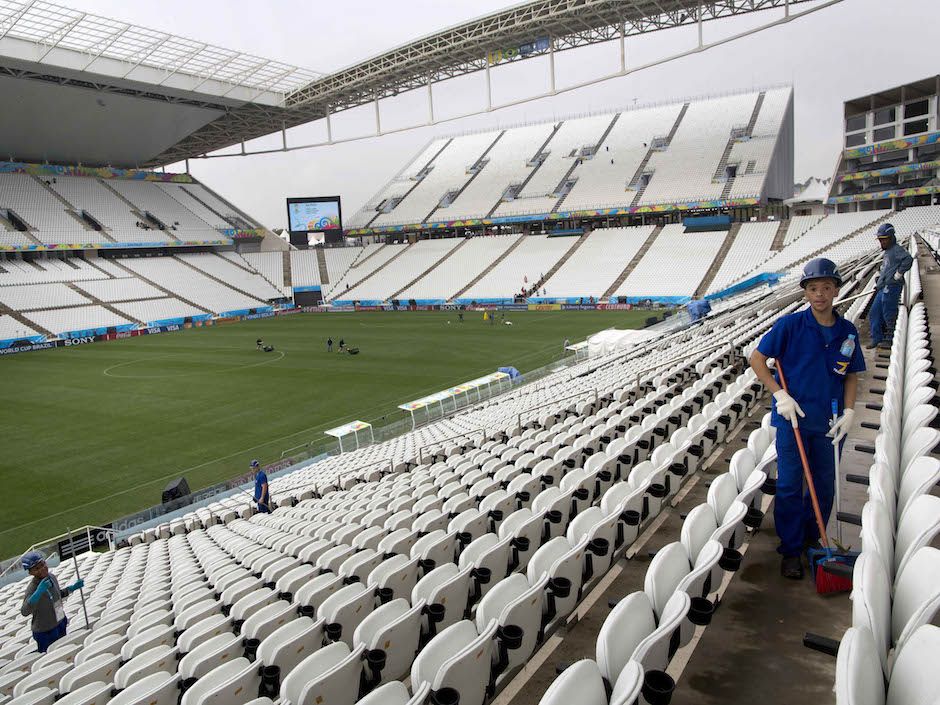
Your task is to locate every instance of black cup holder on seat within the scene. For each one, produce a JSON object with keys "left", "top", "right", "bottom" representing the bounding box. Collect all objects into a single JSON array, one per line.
[
  {"left": 688, "top": 596, "right": 714, "bottom": 626},
  {"left": 642, "top": 669, "right": 676, "bottom": 705}
]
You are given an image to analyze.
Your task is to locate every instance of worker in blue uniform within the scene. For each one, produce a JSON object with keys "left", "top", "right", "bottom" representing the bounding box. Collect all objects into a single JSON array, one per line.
[
  {"left": 749, "top": 258, "right": 865, "bottom": 579},
  {"left": 867, "top": 223, "right": 913, "bottom": 349}
]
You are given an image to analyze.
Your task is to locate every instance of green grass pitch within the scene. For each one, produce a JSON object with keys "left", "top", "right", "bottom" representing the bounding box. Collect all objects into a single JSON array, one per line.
[{"left": 0, "top": 309, "right": 657, "bottom": 557}]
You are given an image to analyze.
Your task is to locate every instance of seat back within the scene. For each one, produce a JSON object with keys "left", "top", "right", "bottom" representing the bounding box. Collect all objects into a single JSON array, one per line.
[
  {"left": 644, "top": 542, "right": 691, "bottom": 617},
  {"left": 412, "top": 564, "right": 473, "bottom": 631},
  {"left": 894, "top": 495, "right": 940, "bottom": 576},
  {"left": 178, "top": 633, "right": 242, "bottom": 681},
  {"left": 535, "top": 659, "right": 607, "bottom": 705},
  {"left": 891, "top": 546, "right": 940, "bottom": 645},
  {"left": 596, "top": 591, "right": 656, "bottom": 682},
  {"left": 5, "top": 687, "right": 57, "bottom": 705},
  {"left": 631, "top": 590, "right": 691, "bottom": 673},
  {"left": 412, "top": 620, "right": 498, "bottom": 705},
  {"left": 680, "top": 504, "right": 719, "bottom": 564},
  {"left": 113, "top": 645, "right": 179, "bottom": 691},
  {"left": 886, "top": 624, "right": 940, "bottom": 705},
  {"left": 59, "top": 652, "right": 121, "bottom": 694},
  {"left": 257, "top": 616, "right": 324, "bottom": 679},
  {"left": 851, "top": 552, "right": 892, "bottom": 674},
  {"left": 706, "top": 473, "right": 739, "bottom": 521},
  {"left": 54, "top": 682, "right": 111, "bottom": 705},
  {"left": 108, "top": 672, "right": 181, "bottom": 705},
  {"left": 353, "top": 598, "right": 424, "bottom": 684}
]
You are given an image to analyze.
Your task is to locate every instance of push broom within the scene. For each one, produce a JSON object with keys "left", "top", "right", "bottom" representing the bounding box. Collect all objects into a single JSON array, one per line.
[{"left": 776, "top": 362, "right": 854, "bottom": 594}]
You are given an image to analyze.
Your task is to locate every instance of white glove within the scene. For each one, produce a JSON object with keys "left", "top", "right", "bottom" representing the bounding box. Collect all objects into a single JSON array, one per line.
[
  {"left": 893, "top": 271, "right": 903, "bottom": 282},
  {"left": 828, "top": 408, "right": 854, "bottom": 445},
  {"left": 773, "top": 390, "right": 805, "bottom": 428}
]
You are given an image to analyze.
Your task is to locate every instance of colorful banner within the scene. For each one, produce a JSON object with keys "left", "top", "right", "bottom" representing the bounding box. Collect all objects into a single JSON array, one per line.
[
  {"left": 222, "top": 229, "right": 265, "bottom": 239},
  {"left": 0, "top": 160, "right": 192, "bottom": 182},
  {"left": 528, "top": 303, "right": 562, "bottom": 311},
  {"left": 839, "top": 160, "right": 940, "bottom": 182},
  {"left": 705, "top": 272, "right": 780, "bottom": 301},
  {"left": 325, "top": 420, "right": 372, "bottom": 438},
  {"left": 0, "top": 238, "right": 232, "bottom": 252},
  {"left": 487, "top": 36, "right": 550, "bottom": 65},
  {"left": 0, "top": 340, "right": 59, "bottom": 354},
  {"left": 844, "top": 131, "right": 940, "bottom": 158},
  {"left": 827, "top": 185, "right": 940, "bottom": 204},
  {"left": 344, "top": 198, "right": 761, "bottom": 235}
]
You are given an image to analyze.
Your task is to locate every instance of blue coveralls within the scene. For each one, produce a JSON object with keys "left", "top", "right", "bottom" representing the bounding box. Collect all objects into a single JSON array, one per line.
[
  {"left": 254, "top": 469, "right": 271, "bottom": 513},
  {"left": 869, "top": 241, "right": 913, "bottom": 346},
  {"left": 757, "top": 308, "right": 866, "bottom": 557}
]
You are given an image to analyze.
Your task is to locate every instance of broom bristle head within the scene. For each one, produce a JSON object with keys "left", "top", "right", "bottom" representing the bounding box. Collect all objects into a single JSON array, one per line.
[{"left": 815, "top": 563, "right": 853, "bottom": 594}]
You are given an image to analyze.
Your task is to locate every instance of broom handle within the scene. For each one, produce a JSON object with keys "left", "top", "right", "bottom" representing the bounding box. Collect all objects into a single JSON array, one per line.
[{"left": 775, "top": 362, "right": 830, "bottom": 549}]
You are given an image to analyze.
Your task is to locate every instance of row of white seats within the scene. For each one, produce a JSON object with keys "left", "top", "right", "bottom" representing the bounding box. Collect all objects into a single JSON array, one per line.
[{"left": 835, "top": 293, "right": 940, "bottom": 705}]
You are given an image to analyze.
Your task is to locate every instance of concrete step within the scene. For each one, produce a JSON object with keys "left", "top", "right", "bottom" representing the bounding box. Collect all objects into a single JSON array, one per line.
[
  {"left": 283, "top": 251, "right": 293, "bottom": 288},
  {"left": 0, "top": 300, "right": 53, "bottom": 337},
  {"left": 369, "top": 138, "right": 453, "bottom": 228},
  {"left": 393, "top": 237, "right": 470, "bottom": 299},
  {"left": 343, "top": 241, "right": 415, "bottom": 295},
  {"left": 61, "top": 281, "right": 146, "bottom": 325},
  {"left": 427, "top": 131, "right": 505, "bottom": 224},
  {"left": 173, "top": 254, "right": 268, "bottom": 304},
  {"left": 451, "top": 234, "right": 525, "bottom": 300},
  {"left": 316, "top": 248, "right": 330, "bottom": 285},
  {"left": 98, "top": 257, "right": 208, "bottom": 314},
  {"left": 603, "top": 225, "right": 663, "bottom": 299},
  {"left": 534, "top": 230, "right": 590, "bottom": 292},
  {"left": 770, "top": 219, "right": 790, "bottom": 251},
  {"left": 694, "top": 223, "right": 741, "bottom": 298}
]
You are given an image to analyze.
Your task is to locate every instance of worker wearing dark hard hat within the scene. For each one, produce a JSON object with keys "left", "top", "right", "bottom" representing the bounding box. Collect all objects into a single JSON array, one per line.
[
  {"left": 19, "top": 551, "right": 84, "bottom": 652},
  {"left": 749, "top": 258, "right": 865, "bottom": 579},
  {"left": 867, "top": 223, "right": 913, "bottom": 349}
]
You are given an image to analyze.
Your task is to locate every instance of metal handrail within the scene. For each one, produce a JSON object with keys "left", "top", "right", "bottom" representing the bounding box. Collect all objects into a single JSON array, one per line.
[
  {"left": 416, "top": 429, "right": 488, "bottom": 464},
  {"left": 516, "top": 389, "right": 598, "bottom": 433},
  {"left": 0, "top": 525, "right": 115, "bottom": 580}
]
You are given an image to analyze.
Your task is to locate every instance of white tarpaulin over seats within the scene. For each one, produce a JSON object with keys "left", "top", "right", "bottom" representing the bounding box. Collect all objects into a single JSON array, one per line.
[{"left": 587, "top": 329, "right": 658, "bottom": 356}]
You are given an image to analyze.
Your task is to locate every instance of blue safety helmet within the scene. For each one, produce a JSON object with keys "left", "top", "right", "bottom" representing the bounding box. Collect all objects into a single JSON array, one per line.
[
  {"left": 21, "top": 550, "right": 45, "bottom": 571},
  {"left": 800, "top": 258, "right": 843, "bottom": 288},
  {"left": 250, "top": 460, "right": 260, "bottom": 469},
  {"left": 876, "top": 223, "right": 896, "bottom": 240}
]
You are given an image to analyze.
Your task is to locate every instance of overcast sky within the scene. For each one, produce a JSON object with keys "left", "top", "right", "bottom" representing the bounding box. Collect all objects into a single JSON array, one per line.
[{"left": 60, "top": 0, "right": 939, "bottom": 229}]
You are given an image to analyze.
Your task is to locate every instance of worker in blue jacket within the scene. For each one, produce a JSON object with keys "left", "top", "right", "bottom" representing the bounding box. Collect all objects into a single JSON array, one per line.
[
  {"left": 867, "top": 223, "right": 913, "bottom": 349},
  {"left": 749, "top": 258, "right": 865, "bottom": 579}
]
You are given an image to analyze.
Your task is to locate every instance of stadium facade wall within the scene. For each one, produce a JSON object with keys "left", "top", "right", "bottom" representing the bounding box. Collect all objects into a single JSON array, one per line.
[{"left": 763, "top": 94, "right": 796, "bottom": 202}]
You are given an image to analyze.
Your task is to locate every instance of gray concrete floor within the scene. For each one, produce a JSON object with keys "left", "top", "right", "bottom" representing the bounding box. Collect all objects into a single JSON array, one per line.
[{"left": 503, "top": 243, "right": 940, "bottom": 705}]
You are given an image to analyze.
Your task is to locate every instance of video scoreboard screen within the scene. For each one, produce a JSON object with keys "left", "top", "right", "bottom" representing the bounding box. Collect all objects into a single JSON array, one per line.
[{"left": 287, "top": 196, "right": 342, "bottom": 233}]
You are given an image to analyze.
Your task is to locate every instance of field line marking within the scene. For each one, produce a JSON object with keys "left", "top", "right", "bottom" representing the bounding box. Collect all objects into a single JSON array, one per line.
[{"left": 103, "top": 351, "right": 286, "bottom": 378}]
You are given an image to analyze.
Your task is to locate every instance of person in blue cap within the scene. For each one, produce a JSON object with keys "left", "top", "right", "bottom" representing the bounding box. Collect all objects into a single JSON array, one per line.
[
  {"left": 19, "top": 551, "right": 84, "bottom": 652},
  {"left": 749, "top": 258, "right": 866, "bottom": 579},
  {"left": 252, "top": 459, "right": 270, "bottom": 513},
  {"left": 867, "top": 223, "right": 913, "bottom": 349}
]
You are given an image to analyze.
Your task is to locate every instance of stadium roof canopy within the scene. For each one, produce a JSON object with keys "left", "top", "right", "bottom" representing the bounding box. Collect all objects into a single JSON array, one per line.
[{"left": 0, "top": 0, "right": 818, "bottom": 168}]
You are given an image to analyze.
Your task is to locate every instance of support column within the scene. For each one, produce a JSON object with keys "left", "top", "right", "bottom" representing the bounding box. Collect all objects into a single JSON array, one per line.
[
  {"left": 549, "top": 37, "right": 556, "bottom": 93},
  {"left": 326, "top": 108, "right": 333, "bottom": 143},
  {"left": 374, "top": 96, "right": 381, "bottom": 134},
  {"left": 619, "top": 23, "right": 626, "bottom": 72},
  {"left": 698, "top": 5, "right": 703, "bottom": 48},
  {"left": 485, "top": 59, "right": 492, "bottom": 110},
  {"left": 427, "top": 79, "right": 434, "bottom": 124}
]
